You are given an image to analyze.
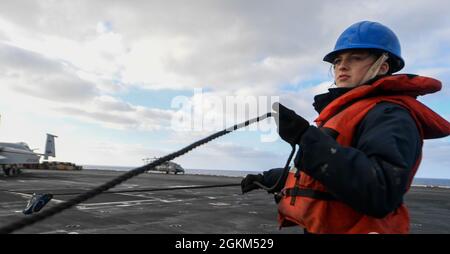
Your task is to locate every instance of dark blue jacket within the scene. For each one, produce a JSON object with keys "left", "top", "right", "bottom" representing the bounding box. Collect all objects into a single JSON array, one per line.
[{"left": 262, "top": 87, "right": 421, "bottom": 218}]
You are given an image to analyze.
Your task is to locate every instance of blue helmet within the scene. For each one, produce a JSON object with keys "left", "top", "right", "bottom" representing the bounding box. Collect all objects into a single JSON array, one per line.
[{"left": 323, "top": 21, "right": 404, "bottom": 73}]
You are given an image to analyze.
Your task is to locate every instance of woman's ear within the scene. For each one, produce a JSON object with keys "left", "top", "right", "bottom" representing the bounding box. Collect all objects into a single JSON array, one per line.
[{"left": 378, "top": 62, "right": 390, "bottom": 75}]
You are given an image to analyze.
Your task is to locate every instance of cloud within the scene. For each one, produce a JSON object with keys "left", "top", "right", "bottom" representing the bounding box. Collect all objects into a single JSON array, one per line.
[
  {"left": 56, "top": 103, "right": 174, "bottom": 131},
  {"left": 94, "top": 95, "right": 134, "bottom": 112},
  {"left": 58, "top": 106, "right": 139, "bottom": 127},
  {"left": 0, "top": 42, "right": 174, "bottom": 131},
  {"left": 113, "top": 1, "right": 331, "bottom": 91},
  {"left": 175, "top": 141, "right": 288, "bottom": 171},
  {"left": 2, "top": 0, "right": 449, "bottom": 94},
  {"left": 0, "top": 43, "right": 98, "bottom": 102},
  {"left": 1, "top": 1, "right": 330, "bottom": 92}
]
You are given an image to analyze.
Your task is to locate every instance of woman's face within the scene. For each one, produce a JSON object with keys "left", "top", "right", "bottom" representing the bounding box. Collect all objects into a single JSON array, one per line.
[{"left": 332, "top": 50, "right": 378, "bottom": 88}]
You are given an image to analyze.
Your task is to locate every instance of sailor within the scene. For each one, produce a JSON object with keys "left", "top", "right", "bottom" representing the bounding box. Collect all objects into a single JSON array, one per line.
[{"left": 241, "top": 21, "right": 450, "bottom": 234}]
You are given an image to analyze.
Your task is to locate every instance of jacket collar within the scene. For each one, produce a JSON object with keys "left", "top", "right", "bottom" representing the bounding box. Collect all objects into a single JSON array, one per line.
[
  {"left": 312, "top": 75, "right": 390, "bottom": 114},
  {"left": 313, "top": 87, "right": 353, "bottom": 114},
  {"left": 314, "top": 74, "right": 443, "bottom": 126}
]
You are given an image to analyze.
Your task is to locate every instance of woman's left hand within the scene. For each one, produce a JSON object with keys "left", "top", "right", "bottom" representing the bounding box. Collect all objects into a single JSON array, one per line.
[{"left": 272, "top": 102, "right": 310, "bottom": 146}]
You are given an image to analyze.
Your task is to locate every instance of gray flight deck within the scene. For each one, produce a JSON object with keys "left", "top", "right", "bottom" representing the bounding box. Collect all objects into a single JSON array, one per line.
[{"left": 0, "top": 169, "right": 449, "bottom": 234}]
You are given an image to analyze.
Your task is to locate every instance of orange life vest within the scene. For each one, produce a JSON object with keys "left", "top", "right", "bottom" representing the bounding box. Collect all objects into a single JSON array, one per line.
[{"left": 277, "top": 74, "right": 450, "bottom": 234}]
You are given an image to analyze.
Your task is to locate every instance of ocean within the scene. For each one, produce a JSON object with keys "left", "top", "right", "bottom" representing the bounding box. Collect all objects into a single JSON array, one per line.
[{"left": 82, "top": 165, "right": 450, "bottom": 188}]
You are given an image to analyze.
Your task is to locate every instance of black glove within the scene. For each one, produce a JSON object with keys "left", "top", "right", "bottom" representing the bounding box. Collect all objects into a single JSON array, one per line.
[
  {"left": 299, "top": 126, "right": 340, "bottom": 177},
  {"left": 241, "top": 174, "right": 264, "bottom": 194},
  {"left": 272, "top": 102, "right": 310, "bottom": 146}
]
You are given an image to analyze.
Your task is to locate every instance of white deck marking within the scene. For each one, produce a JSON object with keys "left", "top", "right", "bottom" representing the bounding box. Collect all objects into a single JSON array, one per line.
[
  {"left": 75, "top": 197, "right": 196, "bottom": 210},
  {"left": 7, "top": 191, "right": 65, "bottom": 204}
]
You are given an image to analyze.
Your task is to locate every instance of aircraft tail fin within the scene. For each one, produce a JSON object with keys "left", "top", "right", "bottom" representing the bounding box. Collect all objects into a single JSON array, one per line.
[{"left": 44, "top": 134, "right": 58, "bottom": 160}]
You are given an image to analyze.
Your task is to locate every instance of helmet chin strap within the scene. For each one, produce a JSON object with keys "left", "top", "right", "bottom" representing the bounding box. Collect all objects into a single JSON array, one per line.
[{"left": 359, "top": 53, "right": 389, "bottom": 86}]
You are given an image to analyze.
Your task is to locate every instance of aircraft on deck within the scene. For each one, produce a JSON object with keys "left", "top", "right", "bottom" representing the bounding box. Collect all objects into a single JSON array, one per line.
[
  {"left": 0, "top": 134, "right": 57, "bottom": 176},
  {"left": 143, "top": 157, "right": 185, "bottom": 175}
]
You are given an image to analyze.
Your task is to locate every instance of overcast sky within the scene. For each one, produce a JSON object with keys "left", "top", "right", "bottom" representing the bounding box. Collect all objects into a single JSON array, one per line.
[{"left": 0, "top": 0, "right": 449, "bottom": 178}]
